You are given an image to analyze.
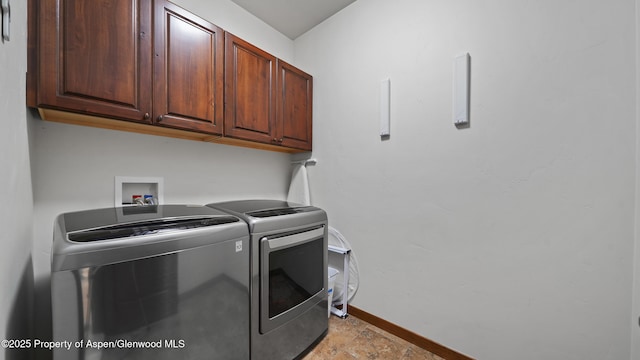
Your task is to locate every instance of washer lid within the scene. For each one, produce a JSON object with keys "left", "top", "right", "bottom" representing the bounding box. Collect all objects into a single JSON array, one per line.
[
  {"left": 61, "top": 205, "right": 234, "bottom": 233},
  {"left": 52, "top": 205, "right": 249, "bottom": 272},
  {"left": 67, "top": 216, "right": 239, "bottom": 242}
]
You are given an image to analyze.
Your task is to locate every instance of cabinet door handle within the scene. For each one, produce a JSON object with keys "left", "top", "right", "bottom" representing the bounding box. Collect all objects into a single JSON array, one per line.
[
  {"left": 143, "top": 113, "right": 150, "bottom": 120},
  {"left": 157, "top": 115, "right": 164, "bottom": 122},
  {"left": 278, "top": 138, "right": 283, "bottom": 143}
]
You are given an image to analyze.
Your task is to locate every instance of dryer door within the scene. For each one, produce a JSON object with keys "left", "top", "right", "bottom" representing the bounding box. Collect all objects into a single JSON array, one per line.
[{"left": 259, "top": 226, "right": 325, "bottom": 334}]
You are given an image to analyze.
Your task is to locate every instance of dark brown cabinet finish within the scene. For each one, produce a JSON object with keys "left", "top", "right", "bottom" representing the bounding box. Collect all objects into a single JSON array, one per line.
[
  {"left": 153, "top": 0, "right": 224, "bottom": 135},
  {"left": 277, "top": 60, "right": 313, "bottom": 151},
  {"left": 224, "top": 32, "right": 277, "bottom": 144},
  {"left": 31, "top": 0, "right": 153, "bottom": 123},
  {"left": 28, "top": 0, "right": 313, "bottom": 152},
  {"left": 224, "top": 32, "right": 313, "bottom": 151}
]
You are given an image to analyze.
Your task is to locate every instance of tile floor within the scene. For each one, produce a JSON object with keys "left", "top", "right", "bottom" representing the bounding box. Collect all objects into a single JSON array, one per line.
[{"left": 302, "top": 315, "right": 445, "bottom": 360}]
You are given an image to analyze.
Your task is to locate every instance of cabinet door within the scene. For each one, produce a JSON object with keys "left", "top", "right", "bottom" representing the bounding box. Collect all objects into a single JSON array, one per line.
[
  {"left": 224, "top": 32, "right": 277, "bottom": 144},
  {"left": 35, "top": 0, "right": 153, "bottom": 123},
  {"left": 153, "top": 0, "right": 224, "bottom": 135},
  {"left": 276, "top": 60, "right": 313, "bottom": 151}
]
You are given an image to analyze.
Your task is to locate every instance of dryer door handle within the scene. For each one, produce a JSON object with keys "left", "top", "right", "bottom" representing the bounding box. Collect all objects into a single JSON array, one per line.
[{"left": 263, "top": 227, "right": 324, "bottom": 250}]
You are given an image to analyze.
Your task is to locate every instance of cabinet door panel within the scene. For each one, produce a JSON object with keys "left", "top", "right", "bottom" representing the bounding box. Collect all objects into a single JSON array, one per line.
[
  {"left": 224, "top": 32, "right": 277, "bottom": 144},
  {"left": 277, "top": 61, "right": 313, "bottom": 151},
  {"left": 154, "top": 0, "right": 223, "bottom": 134},
  {"left": 37, "top": 0, "right": 152, "bottom": 123},
  {"left": 63, "top": 1, "right": 135, "bottom": 104}
]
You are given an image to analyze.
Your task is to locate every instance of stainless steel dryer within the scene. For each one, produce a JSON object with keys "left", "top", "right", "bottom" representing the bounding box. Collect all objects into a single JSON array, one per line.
[
  {"left": 207, "top": 200, "right": 328, "bottom": 360},
  {"left": 51, "top": 205, "right": 250, "bottom": 360}
]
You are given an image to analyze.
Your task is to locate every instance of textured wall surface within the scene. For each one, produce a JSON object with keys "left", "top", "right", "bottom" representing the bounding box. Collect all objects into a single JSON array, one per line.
[
  {"left": 294, "top": 0, "right": 636, "bottom": 358},
  {"left": 0, "top": 1, "right": 35, "bottom": 360}
]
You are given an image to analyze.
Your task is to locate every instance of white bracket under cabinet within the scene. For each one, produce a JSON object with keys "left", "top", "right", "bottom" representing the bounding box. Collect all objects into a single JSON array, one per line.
[
  {"left": 115, "top": 176, "right": 164, "bottom": 207},
  {"left": 328, "top": 244, "right": 351, "bottom": 318}
]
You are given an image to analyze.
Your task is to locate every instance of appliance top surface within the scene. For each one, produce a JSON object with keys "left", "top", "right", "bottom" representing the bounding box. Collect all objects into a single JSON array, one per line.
[
  {"left": 52, "top": 205, "right": 249, "bottom": 272},
  {"left": 207, "top": 199, "right": 327, "bottom": 232},
  {"left": 60, "top": 204, "right": 235, "bottom": 233},
  {"left": 208, "top": 199, "right": 308, "bottom": 214}
]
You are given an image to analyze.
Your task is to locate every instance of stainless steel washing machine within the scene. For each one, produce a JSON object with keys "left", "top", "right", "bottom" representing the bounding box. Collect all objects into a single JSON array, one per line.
[
  {"left": 207, "top": 200, "right": 328, "bottom": 360},
  {"left": 51, "top": 205, "right": 250, "bottom": 360}
]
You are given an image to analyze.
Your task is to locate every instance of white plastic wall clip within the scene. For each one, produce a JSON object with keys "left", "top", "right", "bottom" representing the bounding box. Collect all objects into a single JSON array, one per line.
[
  {"left": 380, "top": 78, "right": 391, "bottom": 137},
  {"left": 1, "top": 0, "right": 9, "bottom": 42},
  {"left": 453, "top": 53, "right": 470, "bottom": 126}
]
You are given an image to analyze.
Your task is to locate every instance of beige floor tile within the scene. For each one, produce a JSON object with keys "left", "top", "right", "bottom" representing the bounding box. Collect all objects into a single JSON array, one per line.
[
  {"left": 402, "top": 345, "right": 446, "bottom": 360},
  {"left": 303, "top": 315, "right": 443, "bottom": 360},
  {"left": 346, "top": 327, "right": 409, "bottom": 359}
]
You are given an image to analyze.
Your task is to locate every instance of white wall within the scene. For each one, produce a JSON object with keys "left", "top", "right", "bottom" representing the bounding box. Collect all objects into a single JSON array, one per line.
[
  {"left": 295, "top": 0, "right": 636, "bottom": 359},
  {"left": 632, "top": 0, "right": 640, "bottom": 357},
  {"left": 0, "top": 1, "right": 35, "bottom": 359}
]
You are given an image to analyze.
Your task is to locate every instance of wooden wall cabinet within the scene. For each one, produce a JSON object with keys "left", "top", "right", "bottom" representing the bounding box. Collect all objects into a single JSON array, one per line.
[
  {"left": 277, "top": 60, "right": 313, "bottom": 151},
  {"left": 225, "top": 33, "right": 313, "bottom": 151},
  {"left": 154, "top": 0, "right": 224, "bottom": 135},
  {"left": 28, "top": 0, "right": 154, "bottom": 124},
  {"left": 28, "top": 0, "right": 312, "bottom": 152},
  {"left": 224, "top": 33, "right": 277, "bottom": 145}
]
